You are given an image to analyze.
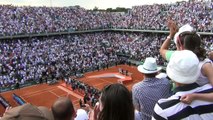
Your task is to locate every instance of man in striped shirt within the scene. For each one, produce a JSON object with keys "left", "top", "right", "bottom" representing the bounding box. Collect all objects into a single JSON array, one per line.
[
  {"left": 132, "top": 57, "right": 171, "bottom": 120},
  {"left": 153, "top": 50, "right": 213, "bottom": 120}
]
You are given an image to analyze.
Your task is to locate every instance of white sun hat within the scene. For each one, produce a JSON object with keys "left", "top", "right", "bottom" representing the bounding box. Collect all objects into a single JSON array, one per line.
[
  {"left": 166, "top": 50, "right": 200, "bottom": 84},
  {"left": 138, "top": 57, "right": 162, "bottom": 74},
  {"left": 173, "top": 24, "right": 194, "bottom": 44}
]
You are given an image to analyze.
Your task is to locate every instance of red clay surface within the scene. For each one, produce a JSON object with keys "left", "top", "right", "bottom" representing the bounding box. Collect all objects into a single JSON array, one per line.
[{"left": 0, "top": 65, "right": 143, "bottom": 116}]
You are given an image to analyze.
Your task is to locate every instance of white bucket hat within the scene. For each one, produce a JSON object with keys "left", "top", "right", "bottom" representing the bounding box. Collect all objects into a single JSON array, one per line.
[
  {"left": 166, "top": 50, "right": 200, "bottom": 84},
  {"left": 174, "top": 24, "right": 194, "bottom": 44},
  {"left": 138, "top": 57, "right": 161, "bottom": 74}
]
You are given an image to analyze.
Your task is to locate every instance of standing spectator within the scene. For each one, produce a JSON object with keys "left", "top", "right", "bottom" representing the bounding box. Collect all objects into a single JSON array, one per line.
[
  {"left": 153, "top": 50, "right": 213, "bottom": 120},
  {"left": 15, "top": 81, "right": 20, "bottom": 89},
  {"left": 83, "top": 93, "right": 90, "bottom": 104},
  {"left": 132, "top": 57, "right": 171, "bottom": 120},
  {"left": 126, "top": 70, "right": 128, "bottom": 76},
  {"left": 79, "top": 99, "right": 84, "bottom": 108}
]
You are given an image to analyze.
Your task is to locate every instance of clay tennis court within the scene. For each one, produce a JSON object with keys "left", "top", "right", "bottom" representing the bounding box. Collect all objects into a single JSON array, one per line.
[{"left": 0, "top": 65, "right": 143, "bottom": 116}]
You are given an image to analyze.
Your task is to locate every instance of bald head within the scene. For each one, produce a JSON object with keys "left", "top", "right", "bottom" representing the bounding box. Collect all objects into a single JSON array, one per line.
[
  {"left": 52, "top": 97, "right": 75, "bottom": 120},
  {"left": 209, "top": 51, "right": 213, "bottom": 60}
]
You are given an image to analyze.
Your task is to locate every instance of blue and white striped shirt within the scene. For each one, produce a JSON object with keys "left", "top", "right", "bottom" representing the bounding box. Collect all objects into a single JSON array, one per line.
[{"left": 153, "top": 83, "right": 213, "bottom": 120}]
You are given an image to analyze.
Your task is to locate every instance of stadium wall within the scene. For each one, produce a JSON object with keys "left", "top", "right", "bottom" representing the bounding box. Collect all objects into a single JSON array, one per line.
[{"left": 0, "top": 29, "right": 212, "bottom": 40}]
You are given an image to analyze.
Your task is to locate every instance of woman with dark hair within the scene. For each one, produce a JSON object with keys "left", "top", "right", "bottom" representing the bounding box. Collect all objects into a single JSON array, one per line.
[
  {"left": 89, "top": 83, "right": 134, "bottom": 120},
  {"left": 160, "top": 20, "right": 213, "bottom": 103}
]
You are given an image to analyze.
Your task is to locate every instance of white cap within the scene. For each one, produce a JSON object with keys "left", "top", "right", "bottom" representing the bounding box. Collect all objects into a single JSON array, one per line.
[{"left": 174, "top": 24, "right": 194, "bottom": 44}]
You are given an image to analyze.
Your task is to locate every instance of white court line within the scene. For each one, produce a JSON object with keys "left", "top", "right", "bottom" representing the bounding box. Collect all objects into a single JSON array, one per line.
[
  {"left": 1, "top": 84, "right": 43, "bottom": 94},
  {"left": 19, "top": 96, "right": 28, "bottom": 103},
  {"left": 22, "top": 87, "right": 56, "bottom": 97},
  {"left": 49, "top": 91, "right": 60, "bottom": 98},
  {"left": 57, "top": 86, "right": 83, "bottom": 99},
  {"left": 80, "top": 78, "right": 94, "bottom": 82},
  {"left": 60, "top": 93, "right": 68, "bottom": 97},
  {"left": 23, "top": 88, "right": 57, "bottom": 98},
  {"left": 93, "top": 82, "right": 106, "bottom": 87},
  {"left": 98, "top": 78, "right": 114, "bottom": 84}
]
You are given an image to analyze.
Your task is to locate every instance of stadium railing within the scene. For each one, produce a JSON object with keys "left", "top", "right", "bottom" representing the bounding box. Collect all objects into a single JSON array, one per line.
[
  {"left": 0, "top": 80, "right": 37, "bottom": 93},
  {"left": 0, "top": 29, "right": 212, "bottom": 40}
]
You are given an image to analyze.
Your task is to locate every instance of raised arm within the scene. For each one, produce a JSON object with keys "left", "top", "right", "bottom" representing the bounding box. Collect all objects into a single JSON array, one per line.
[{"left": 160, "top": 20, "right": 178, "bottom": 60}]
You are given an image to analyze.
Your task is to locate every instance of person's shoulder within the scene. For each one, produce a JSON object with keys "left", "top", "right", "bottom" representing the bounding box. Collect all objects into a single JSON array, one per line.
[
  {"left": 132, "top": 81, "right": 143, "bottom": 90},
  {"left": 160, "top": 78, "right": 170, "bottom": 83},
  {"left": 166, "top": 50, "right": 175, "bottom": 61},
  {"left": 199, "top": 58, "right": 212, "bottom": 66}
]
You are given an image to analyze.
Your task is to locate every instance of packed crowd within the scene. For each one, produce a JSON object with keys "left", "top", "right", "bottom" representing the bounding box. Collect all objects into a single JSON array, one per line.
[
  {"left": 0, "top": 0, "right": 212, "bottom": 36},
  {"left": 0, "top": 33, "right": 118, "bottom": 87},
  {"left": 0, "top": 32, "right": 212, "bottom": 87},
  {"left": 126, "top": 1, "right": 213, "bottom": 31},
  {"left": 0, "top": 0, "right": 213, "bottom": 119}
]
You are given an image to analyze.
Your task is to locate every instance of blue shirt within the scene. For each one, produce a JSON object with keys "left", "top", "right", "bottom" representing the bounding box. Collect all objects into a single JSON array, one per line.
[{"left": 132, "top": 77, "right": 171, "bottom": 120}]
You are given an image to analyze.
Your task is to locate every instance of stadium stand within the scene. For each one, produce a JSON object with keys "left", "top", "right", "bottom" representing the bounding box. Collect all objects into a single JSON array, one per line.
[
  {"left": 0, "top": 0, "right": 213, "bottom": 119},
  {"left": 0, "top": 0, "right": 212, "bottom": 36},
  {"left": 0, "top": 33, "right": 212, "bottom": 91},
  {"left": 0, "top": 2, "right": 212, "bottom": 91}
]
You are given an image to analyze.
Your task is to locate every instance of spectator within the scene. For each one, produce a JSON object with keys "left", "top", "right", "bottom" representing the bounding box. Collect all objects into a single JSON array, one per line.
[
  {"left": 153, "top": 50, "right": 213, "bottom": 120},
  {"left": 52, "top": 97, "right": 76, "bottom": 120},
  {"left": 160, "top": 21, "right": 213, "bottom": 103},
  {"left": 79, "top": 99, "right": 84, "bottom": 108},
  {"left": 89, "top": 83, "right": 134, "bottom": 120},
  {"left": 52, "top": 97, "right": 90, "bottom": 120},
  {"left": 132, "top": 57, "right": 171, "bottom": 120}
]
